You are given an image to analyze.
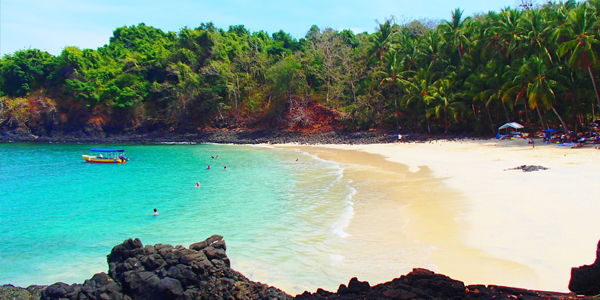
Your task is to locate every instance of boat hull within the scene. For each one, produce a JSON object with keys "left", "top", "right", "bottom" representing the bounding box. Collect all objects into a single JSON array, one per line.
[{"left": 82, "top": 155, "right": 126, "bottom": 164}]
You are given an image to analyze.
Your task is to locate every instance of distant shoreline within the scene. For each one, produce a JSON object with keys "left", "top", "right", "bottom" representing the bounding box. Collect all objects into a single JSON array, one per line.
[{"left": 0, "top": 128, "right": 492, "bottom": 145}]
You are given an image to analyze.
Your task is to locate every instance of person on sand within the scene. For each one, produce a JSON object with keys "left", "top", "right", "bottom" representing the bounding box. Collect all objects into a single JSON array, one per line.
[
  {"left": 195, "top": 182, "right": 200, "bottom": 188},
  {"left": 296, "top": 158, "right": 298, "bottom": 161},
  {"left": 153, "top": 208, "right": 158, "bottom": 216}
]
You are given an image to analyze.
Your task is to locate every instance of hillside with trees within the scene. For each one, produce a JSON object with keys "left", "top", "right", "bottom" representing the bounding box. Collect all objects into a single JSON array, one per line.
[{"left": 2, "top": 0, "right": 600, "bottom": 139}]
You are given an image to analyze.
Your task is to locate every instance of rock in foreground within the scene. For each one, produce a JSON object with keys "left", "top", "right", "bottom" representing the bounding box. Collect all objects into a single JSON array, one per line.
[
  {"left": 41, "top": 235, "right": 290, "bottom": 300},
  {"left": 569, "top": 240, "right": 600, "bottom": 295},
  {"left": 4, "top": 235, "right": 586, "bottom": 299}
]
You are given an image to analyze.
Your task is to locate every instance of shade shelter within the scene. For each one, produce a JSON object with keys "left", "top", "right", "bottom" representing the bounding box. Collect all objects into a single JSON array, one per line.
[
  {"left": 497, "top": 122, "right": 524, "bottom": 139},
  {"left": 498, "top": 122, "right": 524, "bottom": 130}
]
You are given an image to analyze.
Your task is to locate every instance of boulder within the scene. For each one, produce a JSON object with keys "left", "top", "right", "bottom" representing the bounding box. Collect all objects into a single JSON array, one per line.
[
  {"left": 569, "top": 240, "right": 600, "bottom": 295},
  {"left": 41, "top": 236, "right": 290, "bottom": 300}
]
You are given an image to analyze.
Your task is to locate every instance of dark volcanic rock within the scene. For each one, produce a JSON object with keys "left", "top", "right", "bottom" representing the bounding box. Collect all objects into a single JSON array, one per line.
[
  {"left": 40, "top": 235, "right": 290, "bottom": 300},
  {"left": 6, "top": 234, "right": 580, "bottom": 300},
  {"left": 295, "top": 268, "right": 575, "bottom": 300},
  {"left": 0, "top": 284, "right": 46, "bottom": 300},
  {"left": 569, "top": 240, "right": 600, "bottom": 295}
]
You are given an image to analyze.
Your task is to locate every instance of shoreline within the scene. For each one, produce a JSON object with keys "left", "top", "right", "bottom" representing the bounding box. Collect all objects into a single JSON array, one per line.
[
  {"left": 277, "top": 139, "right": 600, "bottom": 292},
  {"left": 4, "top": 134, "right": 600, "bottom": 296}
]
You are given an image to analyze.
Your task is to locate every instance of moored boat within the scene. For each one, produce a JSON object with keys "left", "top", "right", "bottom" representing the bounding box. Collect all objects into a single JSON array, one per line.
[{"left": 82, "top": 149, "right": 129, "bottom": 163}]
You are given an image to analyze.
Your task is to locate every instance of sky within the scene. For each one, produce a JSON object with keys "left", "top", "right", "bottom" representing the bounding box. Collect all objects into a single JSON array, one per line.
[{"left": 1, "top": 0, "right": 523, "bottom": 57}]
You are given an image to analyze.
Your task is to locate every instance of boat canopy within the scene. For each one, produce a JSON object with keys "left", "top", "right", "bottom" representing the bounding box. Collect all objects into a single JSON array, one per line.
[{"left": 90, "top": 149, "right": 125, "bottom": 152}]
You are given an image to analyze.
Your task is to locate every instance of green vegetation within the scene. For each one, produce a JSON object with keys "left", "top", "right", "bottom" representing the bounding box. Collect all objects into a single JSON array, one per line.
[{"left": 2, "top": 1, "right": 600, "bottom": 135}]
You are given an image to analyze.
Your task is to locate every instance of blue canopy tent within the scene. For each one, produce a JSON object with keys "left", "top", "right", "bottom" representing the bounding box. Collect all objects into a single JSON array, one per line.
[{"left": 90, "top": 149, "right": 125, "bottom": 152}]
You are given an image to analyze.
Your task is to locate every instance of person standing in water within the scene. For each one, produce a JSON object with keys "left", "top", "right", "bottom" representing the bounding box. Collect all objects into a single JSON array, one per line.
[
  {"left": 195, "top": 182, "right": 200, "bottom": 187},
  {"left": 153, "top": 208, "right": 159, "bottom": 216},
  {"left": 207, "top": 165, "right": 211, "bottom": 170},
  {"left": 223, "top": 166, "right": 227, "bottom": 170}
]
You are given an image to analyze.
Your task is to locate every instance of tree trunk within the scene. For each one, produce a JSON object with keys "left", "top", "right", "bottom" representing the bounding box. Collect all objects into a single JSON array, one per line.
[
  {"left": 235, "top": 74, "right": 240, "bottom": 112},
  {"left": 487, "top": 106, "right": 495, "bottom": 134},
  {"left": 523, "top": 97, "right": 530, "bottom": 124},
  {"left": 444, "top": 107, "right": 448, "bottom": 134},
  {"left": 588, "top": 66, "right": 600, "bottom": 112},
  {"left": 394, "top": 96, "right": 399, "bottom": 132},
  {"left": 425, "top": 106, "right": 431, "bottom": 133},
  {"left": 289, "top": 90, "right": 293, "bottom": 113},
  {"left": 232, "top": 88, "right": 238, "bottom": 113},
  {"left": 551, "top": 105, "right": 571, "bottom": 134},
  {"left": 536, "top": 107, "right": 546, "bottom": 129},
  {"left": 326, "top": 77, "right": 330, "bottom": 103},
  {"left": 501, "top": 100, "right": 511, "bottom": 122}
]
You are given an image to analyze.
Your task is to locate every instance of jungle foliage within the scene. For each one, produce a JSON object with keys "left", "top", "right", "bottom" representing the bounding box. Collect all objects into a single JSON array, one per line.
[{"left": 3, "top": 1, "right": 600, "bottom": 135}]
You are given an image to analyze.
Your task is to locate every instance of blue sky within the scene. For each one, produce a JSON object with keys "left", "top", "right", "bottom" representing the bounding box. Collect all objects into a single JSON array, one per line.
[{"left": 1, "top": 0, "right": 520, "bottom": 57}]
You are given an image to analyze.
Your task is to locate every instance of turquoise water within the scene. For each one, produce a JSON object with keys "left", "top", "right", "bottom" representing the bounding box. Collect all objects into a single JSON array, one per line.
[{"left": 0, "top": 143, "right": 356, "bottom": 293}]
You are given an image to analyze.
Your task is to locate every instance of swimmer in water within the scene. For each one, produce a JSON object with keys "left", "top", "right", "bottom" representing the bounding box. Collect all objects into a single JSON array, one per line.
[
  {"left": 223, "top": 166, "right": 227, "bottom": 170},
  {"left": 216, "top": 156, "right": 219, "bottom": 159},
  {"left": 153, "top": 208, "right": 158, "bottom": 216},
  {"left": 195, "top": 182, "right": 200, "bottom": 187},
  {"left": 207, "top": 165, "right": 211, "bottom": 170}
]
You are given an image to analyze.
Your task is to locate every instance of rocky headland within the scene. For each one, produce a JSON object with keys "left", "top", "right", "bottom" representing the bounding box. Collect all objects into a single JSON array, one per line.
[{"left": 3, "top": 235, "right": 600, "bottom": 300}]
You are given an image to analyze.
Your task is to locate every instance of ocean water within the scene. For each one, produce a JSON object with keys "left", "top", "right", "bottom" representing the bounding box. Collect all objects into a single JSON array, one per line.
[{"left": 0, "top": 143, "right": 358, "bottom": 293}]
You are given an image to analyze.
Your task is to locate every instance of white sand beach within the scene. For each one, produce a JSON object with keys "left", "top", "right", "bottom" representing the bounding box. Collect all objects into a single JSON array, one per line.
[{"left": 277, "top": 138, "right": 600, "bottom": 292}]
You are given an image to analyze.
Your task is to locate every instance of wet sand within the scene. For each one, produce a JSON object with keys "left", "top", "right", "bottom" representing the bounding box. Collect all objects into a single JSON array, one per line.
[{"left": 277, "top": 139, "right": 600, "bottom": 292}]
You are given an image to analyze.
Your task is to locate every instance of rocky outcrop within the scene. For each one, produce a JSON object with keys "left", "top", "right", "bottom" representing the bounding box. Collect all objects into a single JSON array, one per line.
[
  {"left": 40, "top": 235, "right": 290, "bottom": 300},
  {"left": 569, "top": 240, "right": 600, "bottom": 295},
  {"left": 3, "top": 235, "right": 582, "bottom": 300},
  {"left": 297, "top": 268, "right": 573, "bottom": 300},
  {"left": 0, "top": 284, "right": 46, "bottom": 300}
]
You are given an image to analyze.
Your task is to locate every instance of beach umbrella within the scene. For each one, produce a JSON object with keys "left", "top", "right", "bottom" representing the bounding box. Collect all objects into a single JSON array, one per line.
[{"left": 543, "top": 128, "right": 558, "bottom": 133}]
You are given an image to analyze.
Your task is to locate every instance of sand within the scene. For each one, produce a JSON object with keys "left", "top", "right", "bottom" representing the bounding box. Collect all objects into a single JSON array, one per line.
[{"left": 276, "top": 138, "right": 600, "bottom": 292}]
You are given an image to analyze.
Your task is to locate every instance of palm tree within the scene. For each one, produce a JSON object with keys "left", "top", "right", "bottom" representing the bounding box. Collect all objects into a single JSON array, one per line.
[
  {"left": 402, "top": 67, "right": 437, "bottom": 133},
  {"left": 428, "top": 73, "right": 466, "bottom": 133},
  {"left": 514, "top": 56, "right": 571, "bottom": 133},
  {"left": 374, "top": 48, "right": 410, "bottom": 131},
  {"left": 557, "top": 4, "right": 600, "bottom": 111},
  {"left": 465, "top": 61, "right": 513, "bottom": 133},
  {"left": 519, "top": 9, "right": 554, "bottom": 63},
  {"left": 369, "top": 18, "right": 396, "bottom": 63},
  {"left": 494, "top": 7, "right": 523, "bottom": 61},
  {"left": 439, "top": 8, "right": 471, "bottom": 60}
]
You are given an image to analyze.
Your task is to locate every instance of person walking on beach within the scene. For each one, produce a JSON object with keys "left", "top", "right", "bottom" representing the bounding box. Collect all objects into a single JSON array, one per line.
[{"left": 153, "top": 208, "right": 159, "bottom": 216}]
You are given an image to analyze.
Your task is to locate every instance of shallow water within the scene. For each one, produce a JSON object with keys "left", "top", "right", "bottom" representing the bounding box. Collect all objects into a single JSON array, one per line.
[{"left": 0, "top": 143, "right": 365, "bottom": 293}]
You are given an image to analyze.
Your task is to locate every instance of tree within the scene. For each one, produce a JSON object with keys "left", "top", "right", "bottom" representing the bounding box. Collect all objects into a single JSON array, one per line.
[
  {"left": 0, "top": 49, "right": 56, "bottom": 97},
  {"left": 515, "top": 56, "right": 570, "bottom": 133},
  {"left": 369, "top": 18, "right": 396, "bottom": 63},
  {"left": 374, "top": 48, "right": 410, "bottom": 131},
  {"left": 557, "top": 5, "right": 600, "bottom": 112},
  {"left": 267, "top": 54, "right": 306, "bottom": 112},
  {"left": 428, "top": 74, "right": 466, "bottom": 133},
  {"left": 403, "top": 67, "right": 437, "bottom": 132},
  {"left": 439, "top": 8, "right": 471, "bottom": 60}
]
